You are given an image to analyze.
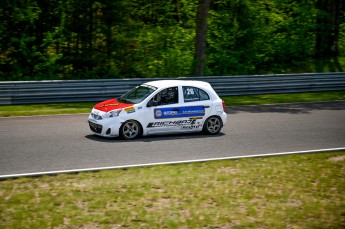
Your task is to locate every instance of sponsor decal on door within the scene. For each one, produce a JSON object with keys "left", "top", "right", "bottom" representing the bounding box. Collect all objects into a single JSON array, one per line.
[{"left": 154, "top": 106, "right": 205, "bottom": 119}]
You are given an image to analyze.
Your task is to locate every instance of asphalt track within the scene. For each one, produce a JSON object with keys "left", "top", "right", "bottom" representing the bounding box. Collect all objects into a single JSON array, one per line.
[{"left": 1, "top": 101, "right": 345, "bottom": 178}]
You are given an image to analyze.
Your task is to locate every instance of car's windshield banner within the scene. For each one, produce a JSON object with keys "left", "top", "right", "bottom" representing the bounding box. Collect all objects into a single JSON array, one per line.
[{"left": 154, "top": 106, "right": 205, "bottom": 119}]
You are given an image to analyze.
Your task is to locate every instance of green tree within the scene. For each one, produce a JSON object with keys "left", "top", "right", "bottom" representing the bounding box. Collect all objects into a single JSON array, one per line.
[
  {"left": 207, "top": 0, "right": 319, "bottom": 76},
  {"left": 0, "top": 0, "right": 65, "bottom": 80},
  {"left": 315, "top": 0, "right": 345, "bottom": 57},
  {"left": 1, "top": 0, "right": 344, "bottom": 81},
  {"left": 193, "top": 0, "right": 212, "bottom": 76}
]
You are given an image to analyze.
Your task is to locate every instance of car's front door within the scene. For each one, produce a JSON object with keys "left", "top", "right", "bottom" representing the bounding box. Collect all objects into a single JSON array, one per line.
[{"left": 145, "top": 86, "right": 185, "bottom": 134}]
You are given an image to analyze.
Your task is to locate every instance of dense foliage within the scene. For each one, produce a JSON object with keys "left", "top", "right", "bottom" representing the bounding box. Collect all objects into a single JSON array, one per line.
[{"left": 0, "top": 0, "right": 344, "bottom": 80}]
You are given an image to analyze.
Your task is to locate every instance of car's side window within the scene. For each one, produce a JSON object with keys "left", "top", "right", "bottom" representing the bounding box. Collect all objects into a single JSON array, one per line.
[
  {"left": 183, "top": 86, "right": 210, "bottom": 102},
  {"left": 151, "top": 87, "right": 179, "bottom": 106}
]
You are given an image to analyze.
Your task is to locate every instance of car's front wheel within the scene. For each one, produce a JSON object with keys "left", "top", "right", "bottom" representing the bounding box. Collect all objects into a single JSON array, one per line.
[
  {"left": 120, "top": 120, "right": 142, "bottom": 140},
  {"left": 203, "top": 116, "right": 223, "bottom": 135}
]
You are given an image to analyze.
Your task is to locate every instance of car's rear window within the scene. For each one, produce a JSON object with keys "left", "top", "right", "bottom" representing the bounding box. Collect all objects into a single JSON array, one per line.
[{"left": 183, "top": 86, "right": 210, "bottom": 102}]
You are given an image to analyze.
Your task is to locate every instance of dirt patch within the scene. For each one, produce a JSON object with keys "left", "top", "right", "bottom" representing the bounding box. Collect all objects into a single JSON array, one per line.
[
  {"left": 217, "top": 167, "right": 239, "bottom": 174},
  {"left": 328, "top": 155, "right": 345, "bottom": 162}
]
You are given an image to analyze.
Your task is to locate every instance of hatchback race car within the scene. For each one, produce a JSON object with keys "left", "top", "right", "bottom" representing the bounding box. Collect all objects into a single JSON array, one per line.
[{"left": 88, "top": 80, "right": 227, "bottom": 139}]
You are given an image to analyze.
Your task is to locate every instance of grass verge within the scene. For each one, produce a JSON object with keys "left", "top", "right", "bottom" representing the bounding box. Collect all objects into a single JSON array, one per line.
[
  {"left": 1, "top": 152, "right": 344, "bottom": 228},
  {"left": 0, "top": 102, "right": 95, "bottom": 117},
  {"left": 222, "top": 90, "right": 345, "bottom": 106},
  {"left": 0, "top": 91, "right": 345, "bottom": 117}
]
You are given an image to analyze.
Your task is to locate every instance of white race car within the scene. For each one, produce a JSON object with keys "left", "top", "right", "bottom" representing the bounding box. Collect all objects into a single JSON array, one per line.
[{"left": 88, "top": 80, "right": 227, "bottom": 139}]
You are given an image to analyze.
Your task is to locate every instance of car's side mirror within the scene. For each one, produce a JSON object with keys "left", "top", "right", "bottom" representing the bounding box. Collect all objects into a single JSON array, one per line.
[{"left": 147, "top": 100, "right": 158, "bottom": 107}]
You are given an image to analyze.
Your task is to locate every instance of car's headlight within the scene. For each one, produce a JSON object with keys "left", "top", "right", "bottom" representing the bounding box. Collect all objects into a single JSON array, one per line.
[{"left": 103, "top": 109, "right": 122, "bottom": 118}]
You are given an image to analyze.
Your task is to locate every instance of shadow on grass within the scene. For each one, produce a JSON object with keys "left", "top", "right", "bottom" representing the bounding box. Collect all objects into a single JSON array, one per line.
[
  {"left": 85, "top": 132, "right": 225, "bottom": 143},
  {"left": 228, "top": 101, "right": 345, "bottom": 114}
]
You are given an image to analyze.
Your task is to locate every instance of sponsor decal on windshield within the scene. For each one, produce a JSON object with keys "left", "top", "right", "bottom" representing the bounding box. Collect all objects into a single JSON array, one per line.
[
  {"left": 142, "top": 84, "right": 158, "bottom": 91},
  {"left": 154, "top": 106, "right": 205, "bottom": 119}
]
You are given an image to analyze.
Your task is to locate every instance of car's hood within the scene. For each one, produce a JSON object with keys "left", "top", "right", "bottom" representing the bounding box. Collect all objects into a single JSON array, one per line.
[{"left": 94, "top": 98, "right": 134, "bottom": 112}]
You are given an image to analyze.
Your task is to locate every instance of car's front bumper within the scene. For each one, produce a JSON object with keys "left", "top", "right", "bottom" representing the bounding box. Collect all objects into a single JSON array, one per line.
[{"left": 88, "top": 114, "right": 122, "bottom": 137}]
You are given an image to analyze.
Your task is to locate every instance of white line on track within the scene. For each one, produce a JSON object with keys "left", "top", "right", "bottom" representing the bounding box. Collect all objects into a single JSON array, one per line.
[{"left": 1, "top": 147, "right": 344, "bottom": 179}]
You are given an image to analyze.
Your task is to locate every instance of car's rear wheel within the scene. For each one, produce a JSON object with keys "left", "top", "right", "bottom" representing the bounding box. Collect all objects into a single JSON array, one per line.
[
  {"left": 203, "top": 116, "right": 222, "bottom": 135},
  {"left": 120, "top": 120, "right": 142, "bottom": 140}
]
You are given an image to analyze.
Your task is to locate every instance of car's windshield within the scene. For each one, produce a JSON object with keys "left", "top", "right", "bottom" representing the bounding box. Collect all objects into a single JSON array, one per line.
[{"left": 118, "top": 84, "right": 157, "bottom": 104}]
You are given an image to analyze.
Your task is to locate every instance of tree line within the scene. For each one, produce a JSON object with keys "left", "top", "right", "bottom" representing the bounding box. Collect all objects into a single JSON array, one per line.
[{"left": 0, "top": 0, "right": 344, "bottom": 81}]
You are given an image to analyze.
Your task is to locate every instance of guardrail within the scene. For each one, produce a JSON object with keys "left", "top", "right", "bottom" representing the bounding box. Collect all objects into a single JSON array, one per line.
[{"left": 1, "top": 72, "right": 344, "bottom": 105}]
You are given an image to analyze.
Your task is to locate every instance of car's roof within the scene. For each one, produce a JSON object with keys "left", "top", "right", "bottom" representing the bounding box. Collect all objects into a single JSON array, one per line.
[{"left": 144, "top": 80, "right": 211, "bottom": 89}]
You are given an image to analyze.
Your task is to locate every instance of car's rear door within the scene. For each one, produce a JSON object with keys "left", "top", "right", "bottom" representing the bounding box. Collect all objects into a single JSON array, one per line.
[{"left": 180, "top": 86, "right": 213, "bottom": 129}]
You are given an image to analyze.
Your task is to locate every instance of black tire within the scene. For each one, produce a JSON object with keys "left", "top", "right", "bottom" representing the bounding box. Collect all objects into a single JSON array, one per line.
[
  {"left": 202, "top": 116, "right": 223, "bottom": 135},
  {"left": 120, "top": 120, "right": 142, "bottom": 140}
]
